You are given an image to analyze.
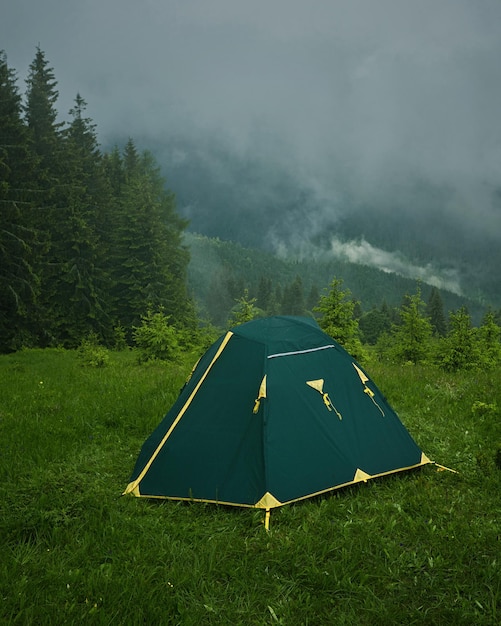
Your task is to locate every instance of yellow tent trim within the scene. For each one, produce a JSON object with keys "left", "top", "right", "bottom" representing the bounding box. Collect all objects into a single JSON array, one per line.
[
  {"left": 124, "top": 482, "right": 141, "bottom": 496},
  {"left": 352, "top": 362, "right": 385, "bottom": 416},
  {"left": 306, "top": 379, "right": 342, "bottom": 419},
  {"left": 255, "top": 491, "right": 283, "bottom": 509},
  {"left": 124, "top": 492, "right": 260, "bottom": 507},
  {"left": 259, "top": 454, "right": 434, "bottom": 508},
  {"left": 253, "top": 375, "right": 267, "bottom": 414},
  {"left": 123, "top": 331, "right": 234, "bottom": 496},
  {"left": 306, "top": 379, "right": 324, "bottom": 393},
  {"left": 353, "top": 468, "right": 372, "bottom": 482},
  {"left": 352, "top": 363, "right": 369, "bottom": 383},
  {"left": 124, "top": 453, "right": 434, "bottom": 511}
]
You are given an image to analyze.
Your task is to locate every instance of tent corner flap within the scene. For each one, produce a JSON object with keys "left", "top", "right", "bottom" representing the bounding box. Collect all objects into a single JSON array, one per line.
[
  {"left": 123, "top": 481, "right": 141, "bottom": 497},
  {"left": 255, "top": 492, "right": 283, "bottom": 509},
  {"left": 353, "top": 468, "right": 372, "bottom": 483}
]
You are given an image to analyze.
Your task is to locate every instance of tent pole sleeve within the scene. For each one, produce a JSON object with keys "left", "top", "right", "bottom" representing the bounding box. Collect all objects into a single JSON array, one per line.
[{"left": 124, "top": 331, "right": 234, "bottom": 495}]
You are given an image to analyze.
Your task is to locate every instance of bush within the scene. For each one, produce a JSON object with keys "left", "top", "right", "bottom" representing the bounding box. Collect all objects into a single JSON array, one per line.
[
  {"left": 113, "top": 323, "right": 128, "bottom": 351},
  {"left": 78, "top": 334, "right": 110, "bottom": 367},
  {"left": 133, "top": 308, "right": 181, "bottom": 363}
]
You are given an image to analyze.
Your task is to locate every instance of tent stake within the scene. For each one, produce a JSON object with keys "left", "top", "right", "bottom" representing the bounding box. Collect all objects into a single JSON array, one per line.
[{"left": 264, "top": 509, "right": 271, "bottom": 531}]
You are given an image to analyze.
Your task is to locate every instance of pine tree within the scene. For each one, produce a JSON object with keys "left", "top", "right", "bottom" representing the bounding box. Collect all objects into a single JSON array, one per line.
[
  {"left": 0, "top": 51, "right": 41, "bottom": 350},
  {"left": 24, "top": 47, "right": 66, "bottom": 344},
  {"left": 24, "top": 46, "right": 64, "bottom": 190},
  {"left": 106, "top": 143, "right": 193, "bottom": 333},
  {"left": 391, "top": 286, "right": 433, "bottom": 364},
  {"left": 256, "top": 275, "right": 273, "bottom": 313},
  {"left": 359, "top": 305, "right": 392, "bottom": 345},
  {"left": 314, "top": 277, "right": 364, "bottom": 358},
  {"left": 438, "top": 306, "right": 478, "bottom": 371},
  {"left": 102, "top": 146, "right": 125, "bottom": 197},
  {"left": 228, "top": 288, "right": 260, "bottom": 327},
  {"left": 282, "top": 275, "right": 305, "bottom": 315},
  {"left": 427, "top": 286, "right": 447, "bottom": 337},
  {"left": 476, "top": 309, "right": 501, "bottom": 367},
  {"left": 45, "top": 93, "right": 111, "bottom": 345}
]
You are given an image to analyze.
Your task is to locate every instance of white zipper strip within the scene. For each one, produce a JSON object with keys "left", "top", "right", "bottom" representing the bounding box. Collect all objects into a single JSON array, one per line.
[{"left": 267, "top": 344, "right": 336, "bottom": 359}]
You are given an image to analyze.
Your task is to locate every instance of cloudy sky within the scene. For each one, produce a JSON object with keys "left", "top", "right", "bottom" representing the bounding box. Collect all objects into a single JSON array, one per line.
[{"left": 2, "top": 0, "right": 501, "bottom": 271}]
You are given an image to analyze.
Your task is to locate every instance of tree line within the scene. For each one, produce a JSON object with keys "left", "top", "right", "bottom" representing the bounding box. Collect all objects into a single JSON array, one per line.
[
  {"left": 227, "top": 277, "right": 501, "bottom": 371},
  {"left": 2, "top": 47, "right": 500, "bottom": 371},
  {"left": 1, "top": 48, "right": 194, "bottom": 352}
]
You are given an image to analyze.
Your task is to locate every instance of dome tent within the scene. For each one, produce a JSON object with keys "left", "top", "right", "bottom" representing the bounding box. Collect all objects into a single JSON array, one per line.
[{"left": 124, "top": 316, "right": 431, "bottom": 528}]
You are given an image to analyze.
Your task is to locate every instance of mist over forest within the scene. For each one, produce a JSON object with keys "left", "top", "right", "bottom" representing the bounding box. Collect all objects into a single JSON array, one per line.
[
  {"left": 130, "top": 130, "right": 501, "bottom": 307},
  {"left": 3, "top": 0, "right": 501, "bottom": 312}
]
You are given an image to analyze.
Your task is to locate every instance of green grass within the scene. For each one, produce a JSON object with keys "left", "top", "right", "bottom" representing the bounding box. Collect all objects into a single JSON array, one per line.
[{"left": 1, "top": 349, "right": 500, "bottom": 625}]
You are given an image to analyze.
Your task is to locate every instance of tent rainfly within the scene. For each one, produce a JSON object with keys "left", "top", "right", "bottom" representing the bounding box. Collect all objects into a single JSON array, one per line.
[{"left": 124, "top": 316, "right": 432, "bottom": 528}]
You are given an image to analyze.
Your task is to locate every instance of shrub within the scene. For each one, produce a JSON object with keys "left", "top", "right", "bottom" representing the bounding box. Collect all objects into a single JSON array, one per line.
[
  {"left": 78, "top": 334, "right": 110, "bottom": 367},
  {"left": 133, "top": 308, "right": 181, "bottom": 363},
  {"left": 113, "top": 323, "right": 128, "bottom": 351}
]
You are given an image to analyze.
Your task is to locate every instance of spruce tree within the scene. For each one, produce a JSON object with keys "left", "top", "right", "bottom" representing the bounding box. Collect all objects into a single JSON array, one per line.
[
  {"left": 314, "top": 277, "right": 364, "bottom": 358},
  {"left": 438, "top": 306, "right": 478, "bottom": 371},
  {"left": 476, "top": 309, "right": 501, "bottom": 367},
  {"left": 427, "top": 286, "right": 447, "bottom": 337},
  {"left": 391, "top": 286, "right": 433, "bottom": 364},
  {"left": 107, "top": 143, "right": 193, "bottom": 333},
  {"left": 228, "top": 288, "right": 260, "bottom": 327},
  {"left": 0, "top": 52, "right": 41, "bottom": 350},
  {"left": 24, "top": 46, "right": 64, "bottom": 190},
  {"left": 24, "top": 47, "right": 66, "bottom": 344},
  {"left": 47, "top": 93, "right": 111, "bottom": 345},
  {"left": 359, "top": 305, "right": 392, "bottom": 345},
  {"left": 282, "top": 275, "right": 305, "bottom": 315},
  {"left": 256, "top": 275, "right": 273, "bottom": 313}
]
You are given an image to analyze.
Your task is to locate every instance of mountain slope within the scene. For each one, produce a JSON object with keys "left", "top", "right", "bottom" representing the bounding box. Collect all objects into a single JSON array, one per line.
[
  {"left": 185, "top": 232, "right": 488, "bottom": 326},
  {"left": 142, "top": 134, "right": 500, "bottom": 309}
]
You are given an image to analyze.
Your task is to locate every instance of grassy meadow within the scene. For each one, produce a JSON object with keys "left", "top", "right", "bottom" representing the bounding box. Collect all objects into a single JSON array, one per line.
[{"left": 0, "top": 347, "right": 500, "bottom": 625}]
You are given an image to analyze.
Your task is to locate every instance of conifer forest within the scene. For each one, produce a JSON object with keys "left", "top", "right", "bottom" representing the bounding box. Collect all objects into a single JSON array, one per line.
[{"left": 1, "top": 47, "right": 501, "bottom": 370}]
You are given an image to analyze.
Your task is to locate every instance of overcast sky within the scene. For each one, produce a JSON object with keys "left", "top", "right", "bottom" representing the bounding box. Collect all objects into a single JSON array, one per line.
[{"left": 2, "top": 0, "right": 501, "bottom": 245}]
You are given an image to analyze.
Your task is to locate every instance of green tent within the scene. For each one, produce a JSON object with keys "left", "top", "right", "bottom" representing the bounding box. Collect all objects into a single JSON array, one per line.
[{"left": 124, "top": 316, "right": 431, "bottom": 527}]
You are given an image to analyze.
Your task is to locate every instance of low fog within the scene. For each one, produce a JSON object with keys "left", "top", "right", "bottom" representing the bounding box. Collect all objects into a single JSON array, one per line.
[{"left": 2, "top": 0, "right": 501, "bottom": 298}]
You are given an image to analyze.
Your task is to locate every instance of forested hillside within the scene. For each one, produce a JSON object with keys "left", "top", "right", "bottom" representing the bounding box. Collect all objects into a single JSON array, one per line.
[
  {"left": 144, "top": 133, "right": 501, "bottom": 309},
  {"left": 185, "top": 232, "right": 487, "bottom": 328}
]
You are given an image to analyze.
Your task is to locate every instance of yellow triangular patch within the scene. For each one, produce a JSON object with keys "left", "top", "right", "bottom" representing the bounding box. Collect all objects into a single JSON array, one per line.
[
  {"left": 352, "top": 363, "right": 369, "bottom": 383},
  {"left": 353, "top": 468, "right": 372, "bottom": 483},
  {"left": 123, "top": 481, "right": 141, "bottom": 496},
  {"left": 306, "top": 379, "right": 324, "bottom": 393},
  {"left": 253, "top": 375, "right": 268, "bottom": 413},
  {"left": 255, "top": 492, "right": 283, "bottom": 509},
  {"left": 258, "top": 375, "right": 267, "bottom": 399},
  {"left": 420, "top": 452, "right": 432, "bottom": 465}
]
